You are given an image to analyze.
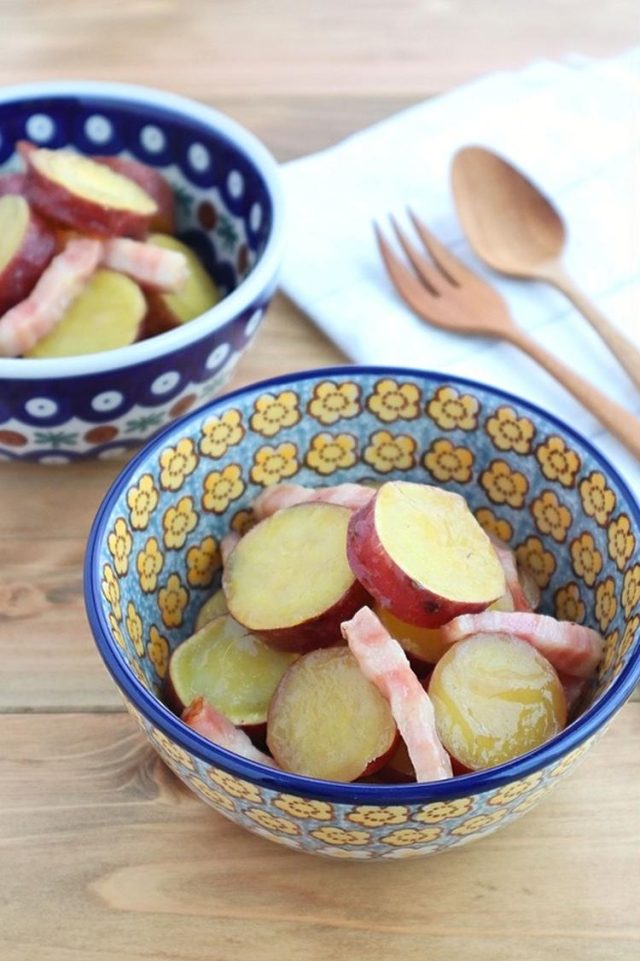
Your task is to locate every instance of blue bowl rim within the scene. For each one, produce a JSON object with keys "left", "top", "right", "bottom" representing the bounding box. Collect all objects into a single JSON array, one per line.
[
  {"left": 85, "top": 364, "right": 640, "bottom": 803},
  {"left": 0, "top": 79, "right": 284, "bottom": 380}
]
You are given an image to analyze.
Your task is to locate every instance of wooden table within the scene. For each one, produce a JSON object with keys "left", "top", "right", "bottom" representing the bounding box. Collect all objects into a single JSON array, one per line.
[{"left": 1, "top": 3, "right": 638, "bottom": 959}]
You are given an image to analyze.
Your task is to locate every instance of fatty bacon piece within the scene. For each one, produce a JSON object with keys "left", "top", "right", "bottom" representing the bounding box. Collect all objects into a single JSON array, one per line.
[
  {"left": 341, "top": 606, "right": 452, "bottom": 782},
  {"left": 0, "top": 237, "right": 101, "bottom": 357},
  {"left": 100, "top": 237, "right": 188, "bottom": 292},
  {"left": 487, "top": 533, "right": 540, "bottom": 612},
  {"left": 182, "top": 696, "right": 278, "bottom": 768},
  {"left": 252, "top": 482, "right": 375, "bottom": 521},
  {"left": 441, "top": 611, "right": 603, "bottom": 679}
]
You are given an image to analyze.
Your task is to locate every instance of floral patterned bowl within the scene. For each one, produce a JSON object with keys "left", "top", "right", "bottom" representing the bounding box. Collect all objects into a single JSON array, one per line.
[
  {"left": 0, "top": 81, "right": 283, "bottom": 462},
  {"left": 85, "top": 366, "right": 640, "bottom": 860}
]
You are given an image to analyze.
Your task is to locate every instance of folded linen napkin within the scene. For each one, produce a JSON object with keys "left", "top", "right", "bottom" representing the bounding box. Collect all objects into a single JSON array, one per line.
[{"left": 280, "top": 50, "right": 640, "bottom": 492}]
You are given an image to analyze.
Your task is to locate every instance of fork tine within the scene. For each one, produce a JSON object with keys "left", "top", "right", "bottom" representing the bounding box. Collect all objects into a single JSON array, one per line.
[
  {"left": 407, "top": 209, "right": 477, "bottom": 286},
  {"left": 373, "top": 222, "right": 447, "bottom": 326},
  {"left": 388, "top": 215, "right": 445, "bottom": 295}
]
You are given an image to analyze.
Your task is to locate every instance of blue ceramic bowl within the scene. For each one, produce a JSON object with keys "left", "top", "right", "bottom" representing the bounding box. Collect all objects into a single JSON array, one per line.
[
  {"left": 85, "top": 366, "right": 640, "bottom": 859},
  {"left": 0, "top": 81, "right": 284, "bottom": 462}
]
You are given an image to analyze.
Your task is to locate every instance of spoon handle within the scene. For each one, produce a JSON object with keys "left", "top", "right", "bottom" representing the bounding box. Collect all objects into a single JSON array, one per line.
[
  {"left": 544, "top": 266, "right": 640, "bottom": 391},
  {"left": 506, "top": 328, "right": 640, "bottom": 459}
]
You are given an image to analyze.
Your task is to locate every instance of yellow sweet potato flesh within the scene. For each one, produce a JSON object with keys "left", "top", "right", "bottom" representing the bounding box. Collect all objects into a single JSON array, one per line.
[
  {"left": 149, "top": 233, "right": 219, "bottom": 324},
  {"left": 26, "top": 268, "right": 145, "bottom": 357},
  {"left": 32, "top": 148, "right": 157, "bottom": 214}
]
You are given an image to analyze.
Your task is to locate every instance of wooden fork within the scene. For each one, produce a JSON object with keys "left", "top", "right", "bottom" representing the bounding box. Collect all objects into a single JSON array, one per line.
[{"left": 375, "top": 211, "right": 640, "bottom": 460}]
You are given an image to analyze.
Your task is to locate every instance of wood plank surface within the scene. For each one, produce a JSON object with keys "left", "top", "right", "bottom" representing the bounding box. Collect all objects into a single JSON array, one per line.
[
  {"left": 0, "top": 2, "right": 638, "bottom": 958},
  {"left": 0, "top": 0, "right": 635, "bottom": 98},
  {"left": 1, "top": 705, "right": 638, "bottom": 961}
]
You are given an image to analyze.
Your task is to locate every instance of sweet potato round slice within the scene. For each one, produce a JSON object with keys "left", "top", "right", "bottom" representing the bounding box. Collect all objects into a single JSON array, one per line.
[
  {"left": 373, "top": 603, "right": 448, "bottom": 666},
  {"left": 440, "top": 610, "right": 603, "bottom": 678},
  {"left": 26, "top": 268, "right": 145, "bottom": 358},
  {"left": 194, "top": 588, "right": 229, "bottom": 632},
  {"left": 223, "top": 502, "right": 369, "bottom": 652},
  {"left": 168, "top": 614, "right": 296, "bottom": 728},
  {"left": 429, "top": 633, "right": 567, "bottom": 770},
  {"left": 347, "top": 481, "right": 505, "bottom": 628},
  {"left": 143, "top": 233, "right": 219, "bottom": 335},
  {"left": 23, "top": 144, "right": 157, "bottom": 237},
  {"left": 93, "top": 155, "right": 175, "bottom": 233},
  {"left": 0, "top": 194, "right": 56, "bottom": 314},
  {"left": 0, "top": 238, "right": 101, "bottom": 358},
  {"left": 267, "top": 647, "right": 397, "bottom": 781}
]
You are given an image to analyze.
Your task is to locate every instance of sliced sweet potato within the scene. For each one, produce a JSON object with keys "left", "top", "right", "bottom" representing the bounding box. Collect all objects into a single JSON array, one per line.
[
  {"left": 0, "top": 194, "right": 56, "bottom": 314},
  {"left": 0, "top": 238, "right": 101, "bottom": 357},
  {"left": 26, "top": 268, "right": 145, "bottom": 358},
  {"left": 22, "top": 143, "right": 157, "bottom": 237},
  {"left": 143, "top": 233, "right": 219, "bottom": 335},
  {"left": 167, "top": 614, "right": 296, "bottom": 731},
  {"left": 440, "top": 610, "right": 603, "bottom": 678},
  {"left": 347, "top": 481, "right": 506, "bottom": 628},
  {"left": 194, "top": 588, "right": 229, "bottom": 632},
  {"left": 429, "top": 633, "right": 567, "bottom": 771},
  {"left": 93, "top": 155, "right": 175, "bottom": 233},
  {"left": 267, "top": 646, "right": 398, "bottom": 781},
  {"left": 223, "top": 502, "right": 368, "bottom": 653}
]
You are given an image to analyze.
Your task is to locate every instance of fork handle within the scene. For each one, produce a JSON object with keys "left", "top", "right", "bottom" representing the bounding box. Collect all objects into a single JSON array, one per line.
[
  {"left": 507, "top": 328, "right": 640, "bottom": 459},
  {"left": 542, "top": 263, "right": 640, "bottom": 391}
]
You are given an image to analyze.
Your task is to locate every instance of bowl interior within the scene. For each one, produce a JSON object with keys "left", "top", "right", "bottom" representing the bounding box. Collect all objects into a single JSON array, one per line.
[
  {"left": 0, "top": 88, "right": 275, "bottom": 300},
  {"left": 88, "top": 368, "right": 640, "bottom": 795}
]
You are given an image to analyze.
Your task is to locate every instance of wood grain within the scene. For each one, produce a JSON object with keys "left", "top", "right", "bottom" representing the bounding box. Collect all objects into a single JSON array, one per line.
[
  {"left": 1, "top": 706, "right": 638, "bottom": 961},
  {"left": 0, "top": 0, "right": 635, "bottom": 99}
]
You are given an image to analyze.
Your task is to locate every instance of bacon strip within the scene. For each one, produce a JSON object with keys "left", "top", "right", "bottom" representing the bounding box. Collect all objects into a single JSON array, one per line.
[
  {"left": 341, "top": 607, "right": 452, "bottom": 782},
  {"left": 252, "top": 482, "right": 375, "bottom": 520},
  {"left": 441, "top": 611, "right": 603, "bottom": 679},
  {"left": 100, "top": 237, "right": 188, "bottom": 292},
  {"left": 0, "top": 237, "right": 101, "bottom": 356},
  {"left": 182, "top": 696, "right": 278, "bottom": 767},
  {"left": 487, "top": 532, "right": 537, "bottom": 612}
]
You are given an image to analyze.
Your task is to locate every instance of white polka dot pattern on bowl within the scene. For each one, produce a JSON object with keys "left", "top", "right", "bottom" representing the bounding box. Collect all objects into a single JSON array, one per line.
[
  {"left": 25, "top": 397, "right": 58, "bottom": 418},
  {"left": 205, "top": 343, "right": 231, "bottom": 370},
  {"left": 91, "top": 391, "right": 124, "bottom": 413},
  {"left": 188, "top": 142, "right": 210, "bottom": 172},
  {"left": 84, "top": 115, "right": 113, "bottom": 144},
  {"left": 140, "top": 124, "right": 166, "bottom": 153},
  {"left": 151, "top": 371, "right": 181, "bottom": 395},
  {"left": 25, "top": 113, "right": 55, "bottom": 143},
  {"left": 228, "top": 170, "right": 244, "bottom": 198},
  {"left": 250, "top": 202, "right": 262, "bottom": 231}
]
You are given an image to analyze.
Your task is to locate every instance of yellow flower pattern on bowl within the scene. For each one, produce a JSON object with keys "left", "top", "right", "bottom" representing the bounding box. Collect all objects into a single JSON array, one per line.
[{"left": 87, "top": 369, "right": 640, "bottom": 860}]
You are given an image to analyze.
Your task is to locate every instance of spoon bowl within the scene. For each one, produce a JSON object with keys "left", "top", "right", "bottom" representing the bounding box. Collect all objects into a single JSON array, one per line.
[
  {"left": 452, "top": 146, "right": 566, "bottom": 276},
  {"left": 451, "top": 145, "right": 640, "bottom": 390}
]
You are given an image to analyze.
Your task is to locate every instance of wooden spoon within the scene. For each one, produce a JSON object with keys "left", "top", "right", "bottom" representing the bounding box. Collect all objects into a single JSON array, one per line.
[{"left": 451, "top": 145, "right": 640, "bottom": 390}]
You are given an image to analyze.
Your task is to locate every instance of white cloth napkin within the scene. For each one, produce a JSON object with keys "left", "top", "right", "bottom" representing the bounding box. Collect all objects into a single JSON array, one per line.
[{"left": 280, "top": 49, "right": 640, "bottom": 493}]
